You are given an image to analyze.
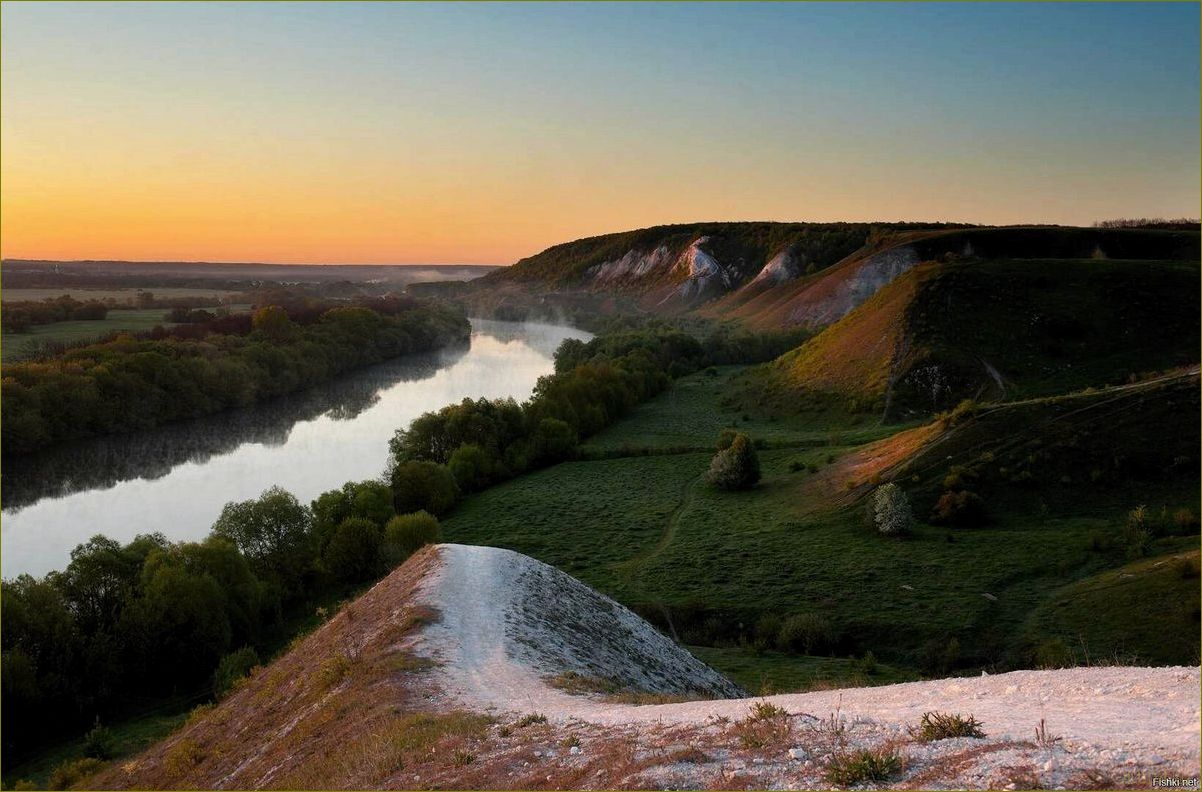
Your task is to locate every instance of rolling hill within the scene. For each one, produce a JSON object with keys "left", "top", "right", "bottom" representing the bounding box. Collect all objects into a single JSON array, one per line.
[{"left": 474, "top": 223, "right": 1200, "bottom": 332}]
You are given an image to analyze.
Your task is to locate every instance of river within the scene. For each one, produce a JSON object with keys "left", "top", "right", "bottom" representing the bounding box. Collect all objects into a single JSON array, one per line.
[{"left": 1, "top": 319, "right": 590, "bottom": 578}]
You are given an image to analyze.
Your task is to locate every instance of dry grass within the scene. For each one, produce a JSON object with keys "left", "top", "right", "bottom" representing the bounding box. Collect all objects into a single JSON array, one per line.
[
  {"left": 729, "top": 700, "right": 793, "bottom": 750},
  {"left": 86, "top": 547, "right": 445, "bottom": 790},
  {"left": 909, "top": 711, "right": 986, "bottom": 742}
]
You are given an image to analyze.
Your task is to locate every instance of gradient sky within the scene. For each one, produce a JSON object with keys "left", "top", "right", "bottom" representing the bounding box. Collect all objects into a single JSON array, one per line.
[{"left": 2, "top": 2, "right": 1198, "bottom": 265}]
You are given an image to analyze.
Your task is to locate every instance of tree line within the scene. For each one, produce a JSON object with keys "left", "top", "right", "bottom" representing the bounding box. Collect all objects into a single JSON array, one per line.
[
  {"left": 1, "top": 299, "right": 470, "bottom": 456},
  {"left": 2, "top": 295, "right": 110, "bottom": 333}
]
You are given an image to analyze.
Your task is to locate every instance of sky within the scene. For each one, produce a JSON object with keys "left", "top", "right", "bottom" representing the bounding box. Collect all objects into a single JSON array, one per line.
[{"left": 1, "top": 2, "right": 1198, "bottom": 265}]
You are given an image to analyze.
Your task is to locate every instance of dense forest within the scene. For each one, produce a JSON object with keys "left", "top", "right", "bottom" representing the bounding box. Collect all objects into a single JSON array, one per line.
[{"left": 1, "top": 298, "right": 470, "bottom": 456}]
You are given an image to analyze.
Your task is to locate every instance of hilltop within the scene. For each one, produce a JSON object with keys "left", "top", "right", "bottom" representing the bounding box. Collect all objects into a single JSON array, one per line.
[
  {"left": 86, "top": 544, "right": 1199, "bottom": 790},
  {"left": 741, "top": 256, "right": 1199, "bottom": 418},
  {"left": 471, "top": 223, "right": 1199, "bottom": 330}
]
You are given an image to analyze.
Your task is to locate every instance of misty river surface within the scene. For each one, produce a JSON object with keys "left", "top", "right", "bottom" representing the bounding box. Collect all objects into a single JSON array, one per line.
[{"left": 1, "top": 320, "right": 591, "bottom": 578}]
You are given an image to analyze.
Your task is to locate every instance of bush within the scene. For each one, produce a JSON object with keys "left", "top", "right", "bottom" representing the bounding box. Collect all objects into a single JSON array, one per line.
[
  {"left": 931, "top": 490, "right": 986, "bottom": 527},
  {"left": 1033, "top": 637, "right": 1074, "bottom": 669},
  {"left": 824, "top": 747, "right": 902, "bottom": 786},
  {"left": 213, "top": 646, "right": 260, "bottom": 699},
  {"left": 391, "top": 461, "right": 459, "bottom": 516},
  {"left": 910, "top": 711, "right": 986, "bottom": 742},
  {"left": 383, "top": 511, "right": 442, "bottom": 566},
  {"left": 448, "top": 444, "right": 495, "bottom": 492},
  {"left": 47, "top": 757, "right": 106, "bottom": 790},
  {"left": 323, "top": 517, "right": 384, "bottom": 582},
  {"left": 777, "top": 613, "right": 834, "bottom": 654},
  {"left": 1122, "top": 505, "right": 1152, "bottom": 559},
  {"left": 83, "top": 718, "right": 117, "bottom": 759},
  {"left": 706, "top": 432, "right": 760, "bottom": 490},
  {"left": 871, "top": 483, "right": 914, "bottom": 536}
]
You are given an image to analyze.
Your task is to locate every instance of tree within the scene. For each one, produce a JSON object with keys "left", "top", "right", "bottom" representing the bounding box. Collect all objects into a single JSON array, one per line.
[
  {"left": 383, "top": 511, "right": 442, "bottom": 566},
  {"left": 448, "top": 444, "right": 494, "bottom": 492},
  {"left": 706, "top": 432, "right": 760, "bottom": 490},
  {"left": 251, "top": 305, "right": 298, "bottom": 341},
  {"left": 211, "top": 487, "right": 314, "bottom": 595},
  {"left": 871, "top": 483, "right": 914, "bottom": 536},
  {"left": 390, "top": 461, "right": 458, "bottom": 517},
  {"left": 323, "top": 518, "right": 383, "bottom": 582}
]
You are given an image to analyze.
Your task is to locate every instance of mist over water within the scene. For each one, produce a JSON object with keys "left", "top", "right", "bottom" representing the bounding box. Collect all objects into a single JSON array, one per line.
[{"left": 1, "top": 319, "right": 590, "bottom": 578}]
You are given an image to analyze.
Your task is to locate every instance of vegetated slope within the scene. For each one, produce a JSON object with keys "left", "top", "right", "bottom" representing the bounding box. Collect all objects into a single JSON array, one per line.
[
  {"left": 887, "top": 370, "right": 1201, "bottom": 521},
  {"left": 1018, "top": 549, "right": 1200, "bottom": 667},
  {"left": 477, "top": 223, "right": 1199, "bottom": 329},
  {"left": 92, "top": 543, "right": 1200, "bottom": 790},
  {"left": 443, "top": 365, "right": 1198, "bottom": 681},
  {"left": 753, "top": 257, "right": 1200, "bottom": 418}
]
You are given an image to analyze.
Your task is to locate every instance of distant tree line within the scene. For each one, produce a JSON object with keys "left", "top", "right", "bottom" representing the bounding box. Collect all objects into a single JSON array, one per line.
[
  {"left": 2, "top": 296, "right": 110, "bottom": 333},
  {"left": 1092, "top": 218, "right": 1201, "bottom": 230},
  {"left": 1, "top": 299, "right": 470, "bottom": 456}
]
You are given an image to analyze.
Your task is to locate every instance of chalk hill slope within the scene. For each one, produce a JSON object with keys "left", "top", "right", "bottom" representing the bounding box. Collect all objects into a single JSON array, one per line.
[{"left": 91, "top": 544, "right": 1199, "bottom": 790}]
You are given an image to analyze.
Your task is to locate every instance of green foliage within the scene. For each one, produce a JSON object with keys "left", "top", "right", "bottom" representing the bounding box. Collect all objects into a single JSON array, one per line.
[
  {"left": 706, "top": 432, "right": 760, "bottom": 490},
  {"left": 1, "top": 300, "right": 470, "bottom": 455},
  {"left": 212, "top": 486, "right": 315, "bottom": 595},
  {"left": 82, "top": 719, "right": 117, "bottom": 760},
  {"left": 777, "top": 613, "right": 835, "bottom": 654},
  {"left": 311, "top": 480, "right": 395, "bottom": 554},
  {"left": 910, "top": 711, "right": 986, "bottom": 742},
  {"left": 931, "top": 490, "right": 986, "bottom": 527},
  {"left": 383, "top": 512, "right": 442, "bottom": 567},
  {"left": 390, "top": 461, "right": 459, "bottom": 517},
  {"left": 213, "top": 646, "right": 260, "bottom": 699},
  {"left": 824, "top": 747, "right": 902, "bottom": 786},
  {"left": 871, "top": 483, "right": 914, "bottom": 536},
  {"left": 448, "top": 443, "right": 495, "bottom": 492},
  {"left": 322, "top": 518, "right": 384, "bottom": 582},
  {"left": 46, "top": 757, "right": 106, "bottom": 790}
]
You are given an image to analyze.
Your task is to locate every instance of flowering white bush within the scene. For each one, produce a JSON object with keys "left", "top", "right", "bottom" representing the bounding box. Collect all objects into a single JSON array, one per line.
[{"left": 872, "top": 483, "right": 914, "bottom": 536}]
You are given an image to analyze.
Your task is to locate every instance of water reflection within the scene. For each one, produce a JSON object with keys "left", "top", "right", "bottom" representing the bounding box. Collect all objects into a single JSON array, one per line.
[
  {"left": 1, "top": 319, "right": 589, "bottom": 578},
  {"left": 1, "top": 348, "right": 460, "bottom": 512}
]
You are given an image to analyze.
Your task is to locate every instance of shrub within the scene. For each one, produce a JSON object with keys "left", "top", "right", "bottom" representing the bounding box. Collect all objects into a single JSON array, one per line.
[
  {"left": 391, "top": 461, "right": 458, "bottom": 516},
  {"left": 706, "top": 432, "right": 761, "bottom": 490},
  {"left": 1171, "top": 507, "right": 1199, "bottom": 534},
  {"left": 777, "top": 613, "right": 834, "bottom": 654},
  {"left": 910, "top": 711, "right": 986, "bottom": 741},
  {"left": 448, "top": 444, "right": 494, "bottom": 492},
  {"left": 1033, "top": 637, "right": 1073, "bottom": 669},
  {"left": 213, "top": 646, "right": 260, "bottom": 699},
  {"left": 83, "top": 718, "right": 117, "bottom": 759},
  {"left": 854, "top": 651, "right": 878, "bottom": 675},
  {"left": 871, "top": 483, "right": 914, "bottom": 536},
  {"left": 824, "top": 747, "right": 902, "bottom": 786},
  {"left": 931, "top": 490, "right": 986, "bottom": 527},
  {"left": 323, "top": 517, "right": 383, "bottom": 582},
  {"left": 920, "top": 636, "right": 961, "bottom": 674},
  {"left": 1122, "top": 505, "right": 1152, "bottom": 559},
  {"left": 383, "top": 511, "right": 442, "bottom": 566},
  {"left": 47, "top": 757, "right": 106, "bottom": 790}
]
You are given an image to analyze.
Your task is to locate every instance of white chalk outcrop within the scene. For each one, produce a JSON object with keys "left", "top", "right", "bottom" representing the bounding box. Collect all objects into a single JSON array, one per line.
[
  {"left": 748, "top": 247, "right": 803, "bottom": 287},
  {"left": 413, "top": 544, "right": 742, "bottom": 717},
  {"left": 788, "top": 245, "right": 920, "bottom": 326}
]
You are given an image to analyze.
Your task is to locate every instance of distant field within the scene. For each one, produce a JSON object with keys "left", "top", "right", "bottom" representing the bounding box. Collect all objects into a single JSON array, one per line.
[
  {"left": 580, "top": 365, "right": 911, "bottom": 455},
  {"left": 2, "top": 309, "right": 178, "bottom": 361},
  {"left": 1, "top": 286, "right": 239, "bottom": 303}
]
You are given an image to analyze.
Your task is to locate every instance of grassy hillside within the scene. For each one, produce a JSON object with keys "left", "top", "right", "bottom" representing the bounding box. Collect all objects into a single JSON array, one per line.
[
  {"left": 441, "top": 365, "right": 1200, "bottom": 688},
  {"left": 749, "top": 257, "right": 1199, "bottom": 418}
]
